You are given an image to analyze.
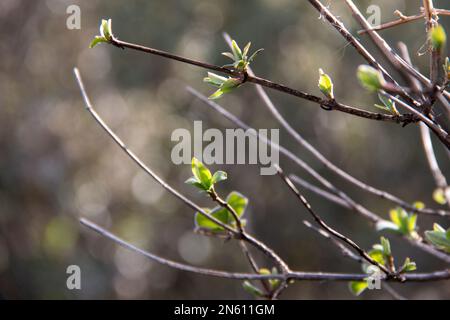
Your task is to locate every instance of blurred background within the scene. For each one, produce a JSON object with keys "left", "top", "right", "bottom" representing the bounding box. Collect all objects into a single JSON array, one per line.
[{"left": 0, "top": 0, "right": 449, "bottom": 299}]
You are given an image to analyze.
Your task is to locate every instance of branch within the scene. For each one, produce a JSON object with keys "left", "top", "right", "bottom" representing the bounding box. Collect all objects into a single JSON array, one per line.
[
  {"left": 73, "top": 67, "right": 289, "bottom": 274},
  {"left": 81, "top": 218, "right": 450, "bottom": 282},
  {"left": 223, "top": 32, "right": 449, "bottom": 217},
  {"left": 106, "top": 37, "right": 414, "bottom": 124},
  {"left": 275, "top": 165, "right": 392, "bottom": 276},
  {"left": 187, "top": 86, "right": 450, "bottom": 263},
  {"left": 358, "top": 12, "right": 424, "bottom": 35}
]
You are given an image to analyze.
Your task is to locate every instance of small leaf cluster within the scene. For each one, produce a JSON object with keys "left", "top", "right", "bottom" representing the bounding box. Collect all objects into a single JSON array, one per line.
[
  {"left": 376, "top": 207, "right": 418, "bottom": 238},
  {"left": 349, "top": 237, "right": 416, "bottom": 296},
  {"left": 374, "top": 93, "right": 399, "bottom": 115},
  {"left": 222, "top": 40, "right": 263, "bottom": 72},
  {"left": 90, "top": 19, "right": 114, "bottom": 48},
  {"left": 185, "top": 157, "right": 227, "bottom": 192},
  {"left": 203, "top": 73, "right": 242, "bottom": 100},
  {"left": 185, "top": 158, "right": 247, "bottom": 232},
  {"left": 425, "top": 223, "right": 450, "bottom": 253}
]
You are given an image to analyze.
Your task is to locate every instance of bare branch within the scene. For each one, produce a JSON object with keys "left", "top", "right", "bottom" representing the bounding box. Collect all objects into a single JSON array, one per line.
[
  {"left": 81, "top": 218, "right": 450, "bottom": 282},
  {"left": 73, "top": 67, "right": 289, "bottom": 273},
  {"left": 275, "top": 165, "right": 392, "bottom": 275}
]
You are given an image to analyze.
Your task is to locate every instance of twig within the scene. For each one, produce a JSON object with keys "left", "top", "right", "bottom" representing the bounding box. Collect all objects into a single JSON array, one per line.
[
  {"left": 106, "top": 37, "right": 414, "bottom": 124},
  {"left": 73, "top": 67, "right": 290, "bottom": 274},
  {"left": 224, "top": 32, "right": 449, "bottom": 217},
  {"left": 81, "top": 218, "right": 450, "bottom": 282},
  {"left": 187, "top": 86, "right": 450, "bottom": 263},
  {"left": 358, "top": 12, "right": 424, "bottom": 35},
  {"left": 275, "top": 165, "right": 392, "bottom": 276}
]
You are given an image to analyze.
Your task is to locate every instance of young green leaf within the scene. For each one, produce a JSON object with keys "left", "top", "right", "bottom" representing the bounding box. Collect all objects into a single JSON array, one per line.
[
  {"left": 357, "top": 65, "right": 386, "bottom": 92},
  {"left": 203, "top": 72, "right": 227, "bottom": 87},
  {"left": 318, "top": 69, "right": 334, "bottom": 99},
  {"left": 430, "top": 24, "right": 447, "bottom": 50},
  {"left": 242, "top": 42, "right": 252, "bottom": 59},
  {"left": 191, "top": 157, "right": 212, "bottom": 190},
  {"left": 231, "top": 40, "right": 243, "bottom": 60},
  {"left": 185, "top": 176, "right": 205, "bottom": 190},
  {"left": 425, "top": 224, "right": 450, "bottom": 253},
  {"left": 211, "top": 171, "right": 227, "bottom": 185},
  {"left": 380, "top": 237, "right": 391, "bottom": 256},
  {"left": 242, "top": 281, "right": 265, "bottom": 297},
  {"left": 194, "top": 191, "right": 248, "bottom": 231},
  {"left": 89, "top": 36, "right": 108, "bottom": 48},
  {"left": 375, "top": 93, "right": 399, "bottom": 115},
  {"left": 413, "top": 201, "right": 425, "bottom": 210},
  {"left": 349, "top": 281, "right": 368, "bottom": 296},
  {"left": 433, "top": 188, "right": 447, "bottom": 205},
  {"left": 400, "top": 257, "right": 417, "bottom": 273}
]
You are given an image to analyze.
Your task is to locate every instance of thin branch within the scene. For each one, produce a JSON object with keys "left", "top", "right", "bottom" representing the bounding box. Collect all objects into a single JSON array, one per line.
[
  {"left": 187, "top": 86, "right": 381, "bottom": 223},
  {"left": 384, "top": 93, "right": 450, "bottom": 149},
  {"left": 358, "top": 12, "right": 424, "bottom": 35},
  {"left": 107, "top": 37, "right": 414, "bottom": 124},
  {"left": 420, "top": 123, "right": 450, "bottom": 208},
  {"left": 224, "top": 32, "right": 449, "bottom": 217},
  {"left": 81, "top": 218, "right": 450, "bottom": 282},
  {"left": 275, "top": 165, "right": 392, "bottom": 276},
  {"left": 73, "top": 67, "right": 290, "bottom": 273},
  {"left": 307, "top": 0, "right": 418, "bottom": 108},
  {"left": 289, "top": 175, "right": 351, "bottom": 209},
  {"left": 187, "top": 86, "right": 450, "bottom": 264}
]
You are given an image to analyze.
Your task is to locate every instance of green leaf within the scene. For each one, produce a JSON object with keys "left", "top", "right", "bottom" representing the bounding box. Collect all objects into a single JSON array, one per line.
[
  {"left": 222, "top": 52, "right": 235, "bottom": 60},
  {"left": 380, "top": 237, "right": 391, "bottom": 256},
  {"left": 248, "top": 48, "right": 264, "bottom": 63},
  {"left": 220, "top": 78, "right": 241, "bottom": 92},
  {"left": 100, "top": 19, "right": 112, "bottom": 40},
  {"left": 208, "top": 89, "right": 225, "bottom": 100},
  {"left": 377, "top": 93, "right": 399, "bottom": 115},
  {"left": 242, "top": 281, "right": 264, "bottom": 297},
  {"left": 89, "top": 36, "right": 108, "bottom": 48},
  {"left": 425, "top": 228, "right": 450, "bottom": 253},
  {"left": 203, "top": 72, "right": 227, "bottom": 87},
  {"left": 368, "top": 249, "right": 386, "bottom": 266},
  {"left": 434, "top": 223, "right": 445, "bottom": 233},
  {"left": 184, "top": 177, "right": 205, "bottom": 190},
  {"left": 407, "top": 214, "right": 417, "bottom": 233},
  {"left": 349, "top": 281, "right": 368, "bottom": 296},
  {"left": 242, "top": 42, "right": 251, "bottom": 58},
  {"left": 318, "top": 69, "right": 334, "bottom": 99},
  {"left": 357, "top": 65, "right": 385, "bottom": 92},
  {"left": 195, "top": 207, "right": 229, "bottom": 231},
  {"left": 400, "top": 257, "right": 416, "bottom": 273},
  {"left": 430, "top": 24, "right": 446, "bottom": 50},
  {"left": 413, "top": 201, "right": 425, "bottom": 210},
  {"left": 194, "top": 191, "right": 248, "bottom": 231},
  {"left": 211, "top": 171, "right": 227, "bottom": 185},
  {"left": 191, "top": 157, "right": 212, "bottom": 190},
  {"left": 375, "top": 220, "right": 399, "bottom": 233},
  {"left": 433, "top": 188, "right": 447, "bottom": 205},
  {"left": 226, "top": 191, "right": 248, "bottom": 218},
  {"left": 231, "top": 40, "right": 243, "bottom": 60}
]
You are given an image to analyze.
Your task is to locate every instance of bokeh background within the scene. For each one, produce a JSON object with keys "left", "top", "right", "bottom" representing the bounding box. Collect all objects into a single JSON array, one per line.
[{"left": 0, "top": 0, "right": 449, "bottom": 299}]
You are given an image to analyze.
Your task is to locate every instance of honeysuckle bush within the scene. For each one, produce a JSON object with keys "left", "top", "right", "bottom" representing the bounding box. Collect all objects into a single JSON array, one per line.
[{"left": 80, "top": 6, "right": 450, "bottom": 299}]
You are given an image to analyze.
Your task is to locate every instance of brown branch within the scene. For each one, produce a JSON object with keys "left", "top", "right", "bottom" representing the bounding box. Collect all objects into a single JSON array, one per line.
[
  {"left": 81, "top": 218, "right": 450, "bottom": 282},
  {"left": 187, "top": 86, "right": 450, "bottom": 264},
  {"left": 224, "top": 32, "right": 449, "bottom": 217},
  {"left": 106, "top": 37, "right": 414, "bottom": 124},
  {"left": 275, "top": 165, "right": 392, "bottom": 276},
  {"left": 73, "top": 67, "right": 290, "bottom": 274}
]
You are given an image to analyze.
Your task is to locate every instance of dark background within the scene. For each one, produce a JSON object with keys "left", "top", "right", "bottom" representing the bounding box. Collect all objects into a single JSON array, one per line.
[{"left": 0, "top": 0, "right": 449, "bottom": 299}]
